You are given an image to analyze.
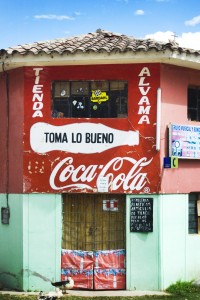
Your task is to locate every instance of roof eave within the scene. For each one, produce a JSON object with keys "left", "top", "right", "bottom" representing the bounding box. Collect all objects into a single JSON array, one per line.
[{"left": 1, "top": 49, "right": 200, "bottom": 71}]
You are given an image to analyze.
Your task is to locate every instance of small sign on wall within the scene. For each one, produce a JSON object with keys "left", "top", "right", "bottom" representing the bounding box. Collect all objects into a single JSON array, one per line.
[
  {"left": 1, "top": 207, "right": 10, "bottom": 225},
  {"left": 103, "top": 200, "right": 118, "bottom": 211},
  {"left": 130, "top": 198, "right": 153, "bottom": 232},
  {"left": 164, "top": 157, "right": 178, "bottom": 168},
  {"left": 97, "top": 176, "right": 109, "bottom": 192}
]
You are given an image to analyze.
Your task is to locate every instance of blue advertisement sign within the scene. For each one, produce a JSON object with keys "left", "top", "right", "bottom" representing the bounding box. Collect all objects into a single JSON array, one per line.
[{"left": 169, "top": 123, "right": 200, "bottom": 159}]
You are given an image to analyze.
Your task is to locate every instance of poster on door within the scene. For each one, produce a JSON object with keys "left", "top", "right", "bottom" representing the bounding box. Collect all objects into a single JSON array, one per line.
[{"left": 23, "top": 64, "right": 160, "bottom": 194}]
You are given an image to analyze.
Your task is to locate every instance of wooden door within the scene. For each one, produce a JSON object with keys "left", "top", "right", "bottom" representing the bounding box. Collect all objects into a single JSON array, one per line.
[{"left": 62, "top": 194, "right": 126, "bottom": 251}]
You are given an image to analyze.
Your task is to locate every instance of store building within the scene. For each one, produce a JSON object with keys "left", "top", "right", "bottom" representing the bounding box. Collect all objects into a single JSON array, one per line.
[{"left": 0, "top": 29, "right": 200, "bottom": 291}]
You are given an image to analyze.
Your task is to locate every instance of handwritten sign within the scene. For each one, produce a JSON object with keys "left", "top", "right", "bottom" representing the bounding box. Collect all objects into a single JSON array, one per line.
[
  {"left": 130, "top": 198, "right": 153, "bottom": 232},
  {"left": 97, "top": 176, "right": 109, "bottom": 192}
]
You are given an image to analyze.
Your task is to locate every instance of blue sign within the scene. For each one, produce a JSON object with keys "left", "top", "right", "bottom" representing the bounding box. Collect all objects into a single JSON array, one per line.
[
  {"left": 164, "top": 157, "right": 171, "bottom": 168},
  {"left": 164, "top": 157, "right": 178, "bottom": 169}
]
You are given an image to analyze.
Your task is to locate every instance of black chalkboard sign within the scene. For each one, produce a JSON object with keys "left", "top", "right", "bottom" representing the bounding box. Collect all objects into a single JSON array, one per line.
[{"left": 130, "top": 198, "right": 153, "bottom": 232}]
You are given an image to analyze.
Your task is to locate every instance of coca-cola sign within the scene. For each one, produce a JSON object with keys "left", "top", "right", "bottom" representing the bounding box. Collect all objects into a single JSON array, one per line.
[
  {"left": 23, "top": 64, "right": 160, "bottom": 194},
  {"left": 30, "top": 122, "right": 139, "bottom": 154},
  {"left": 49, "top": 156, "right": 153, "bottom": 192}
]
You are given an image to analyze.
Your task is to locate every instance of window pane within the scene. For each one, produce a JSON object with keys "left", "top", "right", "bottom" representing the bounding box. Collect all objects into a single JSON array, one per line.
[
  {"left": 188, "top": 193, "right": 198, "bottom": 234},
  {"left": 188, "top": 87, "right": 198, "bottom": 121},
  {"left": 188, "top": 108, "right": 197, "bottom": 121},
  {"left": 71, "top": 82, "right": 89, "bottom": 95},
  {"left": 52, "top": 80, "right": 128, "bottom": 118},
  {"left": 110, "top": 81, "right": 128, "bottom": 118},
  {"left": 91, "top": 81, "right": 109, "bottom": 91},
  {"left": 90, "top": 81, "right": 110, "bottom": 118},
  {"left": 71, "top": 95, "right": 89, "bottom": 118},
  {"left": 54, "top": 81, "right": 70, "bottom": 98}
]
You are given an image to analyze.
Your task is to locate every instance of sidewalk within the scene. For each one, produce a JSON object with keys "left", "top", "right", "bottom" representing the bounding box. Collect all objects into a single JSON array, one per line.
[
  {"left": 67, "top": 289, "right": 169, "bottom": 297},
  {"left": 0, "top": 289, "right": 169, "bottom": 297}
]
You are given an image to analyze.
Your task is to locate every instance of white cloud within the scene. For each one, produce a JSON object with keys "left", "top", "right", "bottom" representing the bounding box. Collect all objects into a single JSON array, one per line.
[
  {"left": 34, "top": 14, "right": 75, "bottom": 21},
  {"left": 185, "top": 15, "right": 200, "bottom": 26},
  {"left": 135, "top": 9, "right": 145, "bottom": 15},
  {"left": 179, "top": 32, "right": 200, "bottom": 49},
  {"left": 144, "top": 31, "right": 200, "bottom": 50},
  {"left": 145, "top": 31, "right": 176, "bottom": 42}
]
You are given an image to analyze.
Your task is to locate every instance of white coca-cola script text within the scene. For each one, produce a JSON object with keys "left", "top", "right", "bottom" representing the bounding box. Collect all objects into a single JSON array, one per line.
[{"left": 49, "top": 156, "right": 153, "bottom": 192}]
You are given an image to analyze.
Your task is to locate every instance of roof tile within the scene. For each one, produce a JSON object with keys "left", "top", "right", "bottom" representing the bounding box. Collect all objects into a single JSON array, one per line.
[{"left": 1, "top": 29, "right": 200, "bottom": 57}]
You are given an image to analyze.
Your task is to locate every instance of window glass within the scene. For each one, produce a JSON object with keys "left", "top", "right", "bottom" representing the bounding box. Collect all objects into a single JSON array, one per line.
[
  {"left": 71, "top": 82, "right": 89, "bottom": 95},
  {"left": 54, "top": 81, "right": 70, "bottom": 98},
  {"left": 52, "top": 80, "right": 128, "bottom": 118},
  {"left": 188, "top": 87, "right": 200, "bottom": 121},
  {"left": 188, "top": 193, "right": 199, "bottom": 234}
]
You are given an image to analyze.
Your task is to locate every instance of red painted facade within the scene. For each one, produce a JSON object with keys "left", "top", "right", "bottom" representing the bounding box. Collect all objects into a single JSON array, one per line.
[
  {"left": 0, "top": 68, "right": 24, "bottom": 193},
  {"left": 160, "top": 64, "right": 200, "bottom": 193},
  {"left": 0, "top": 63, "right": 161, "bottom": 193},
  {"left": 2, "top": 63, "right": 200, "bottom": 194}
]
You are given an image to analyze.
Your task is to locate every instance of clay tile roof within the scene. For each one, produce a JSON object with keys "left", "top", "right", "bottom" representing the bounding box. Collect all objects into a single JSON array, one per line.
[{"left": 1, "top": 29, "right": 200, "bottom": 57}]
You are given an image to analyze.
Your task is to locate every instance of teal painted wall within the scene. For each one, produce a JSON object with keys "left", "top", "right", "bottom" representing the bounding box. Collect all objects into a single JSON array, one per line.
[
  {"left": 2, "top": 192, "right": 200, "bottom": 292},
  {"left": 126, "top": 195, "right": 160, "bottom": 291},
  {"left": 160, "top": 194, "right": 200, "bottom": 288},
  {"left": 22, "top": 194, "right": 62, "bottom": 291},
  {"left": 126, "top": 193, "right": 200, "bottom": 291},
  {"left": 0, "top": 194, "right": 62, "bottom": 292},
  {"left": 0, "top": 194, "right": 23, "bottom": 290},
  {"left": 159, "top": 194, "right": 187, "bottom": 289}
]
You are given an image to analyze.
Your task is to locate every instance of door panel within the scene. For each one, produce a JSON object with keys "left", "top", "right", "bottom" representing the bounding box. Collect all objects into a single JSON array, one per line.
[{"left": 62, "top": 194, "right": 126, "bottom": 251}]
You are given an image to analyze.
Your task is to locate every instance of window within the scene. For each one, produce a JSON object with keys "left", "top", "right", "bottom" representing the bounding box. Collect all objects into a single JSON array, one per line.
[
  {"left": 188, "top": 86, "right": 200, "bottom": 121},
  {"left": 52, "top": 80, "right": 128, "bottom": 118},
  {"left": 188, "top": 193, "right": 200, "bottom": 234}
]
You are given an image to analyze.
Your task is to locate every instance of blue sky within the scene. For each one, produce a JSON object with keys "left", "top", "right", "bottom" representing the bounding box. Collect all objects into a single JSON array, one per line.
[{"left": 1, "top": 0, "right": 200, "bottom": 49}]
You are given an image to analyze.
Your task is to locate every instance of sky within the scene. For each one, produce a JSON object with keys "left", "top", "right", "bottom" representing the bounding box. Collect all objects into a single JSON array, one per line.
[{"left": 1, "top": 0, "right": 200, "bottom": 50}]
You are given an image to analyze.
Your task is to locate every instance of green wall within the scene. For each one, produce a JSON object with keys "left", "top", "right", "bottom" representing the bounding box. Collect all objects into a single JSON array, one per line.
[
  {"left": 159, "top": 194, "right": 187, "bottom": 289},
  {"left": 2, "top": 192, "right": 200, "bottom": 292},
  {"left": 126, "top": 194, "right": 200, "bottom": 291},
  {"left": 0, "top": 194, "right": 23, "bottom": 290},
  {"left": 0, "top": 194, "right": 62, "bottom": 291},
  {"left": 126, "top": 195, "right": 160, "bottom": 291}
]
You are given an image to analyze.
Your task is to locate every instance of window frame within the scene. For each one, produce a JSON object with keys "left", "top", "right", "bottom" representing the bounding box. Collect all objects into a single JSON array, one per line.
[
  {"left": 51, "top": 80, "right": 128, "bottom": 119},
  {"left": 188, "top": 193, "right": 200, "bottom": 234},
  {"left": 188, "top": 86, "right": 200, "bottom": 121}
]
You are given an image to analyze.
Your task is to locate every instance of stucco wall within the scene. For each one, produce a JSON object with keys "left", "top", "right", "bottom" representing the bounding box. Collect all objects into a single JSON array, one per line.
[
  {"left": 160, "top": 64, "right": 200, "bottom": 193},
  {"left": 0, "top": 193, "right": 62, "bottom": 292},
  {"left": 159, "top": 194, "right": 187, "bottom": 289},
  {"left": 0, "top": 194, "right": 23, "bottom": 290},
  {"left": 22, "top": 194, "right": 62, "bottom": 291},
  {"left": 126, "top": 193, "right": 200, "bottom": 291},
  {"left": 126, "top": 195, "right": 160, "bottom": 291}
]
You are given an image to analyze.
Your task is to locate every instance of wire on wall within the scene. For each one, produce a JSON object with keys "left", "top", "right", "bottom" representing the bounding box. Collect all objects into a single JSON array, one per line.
[{"left": 1, "top": 62, "right": 10, "bottom": 223}]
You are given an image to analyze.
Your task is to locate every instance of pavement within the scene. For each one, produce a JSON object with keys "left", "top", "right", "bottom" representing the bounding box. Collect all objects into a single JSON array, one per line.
[
  {"left": 0, "top": 289, "right": 169, "bottom": 297},
  {"left": 66, "top": 289, "right": 169, "bottom": 297}
]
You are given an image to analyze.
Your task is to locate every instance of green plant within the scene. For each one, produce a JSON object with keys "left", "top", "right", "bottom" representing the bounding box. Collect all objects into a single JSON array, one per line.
[{"left": 166, "top": 280, "right": 200, "bottom": 296}]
